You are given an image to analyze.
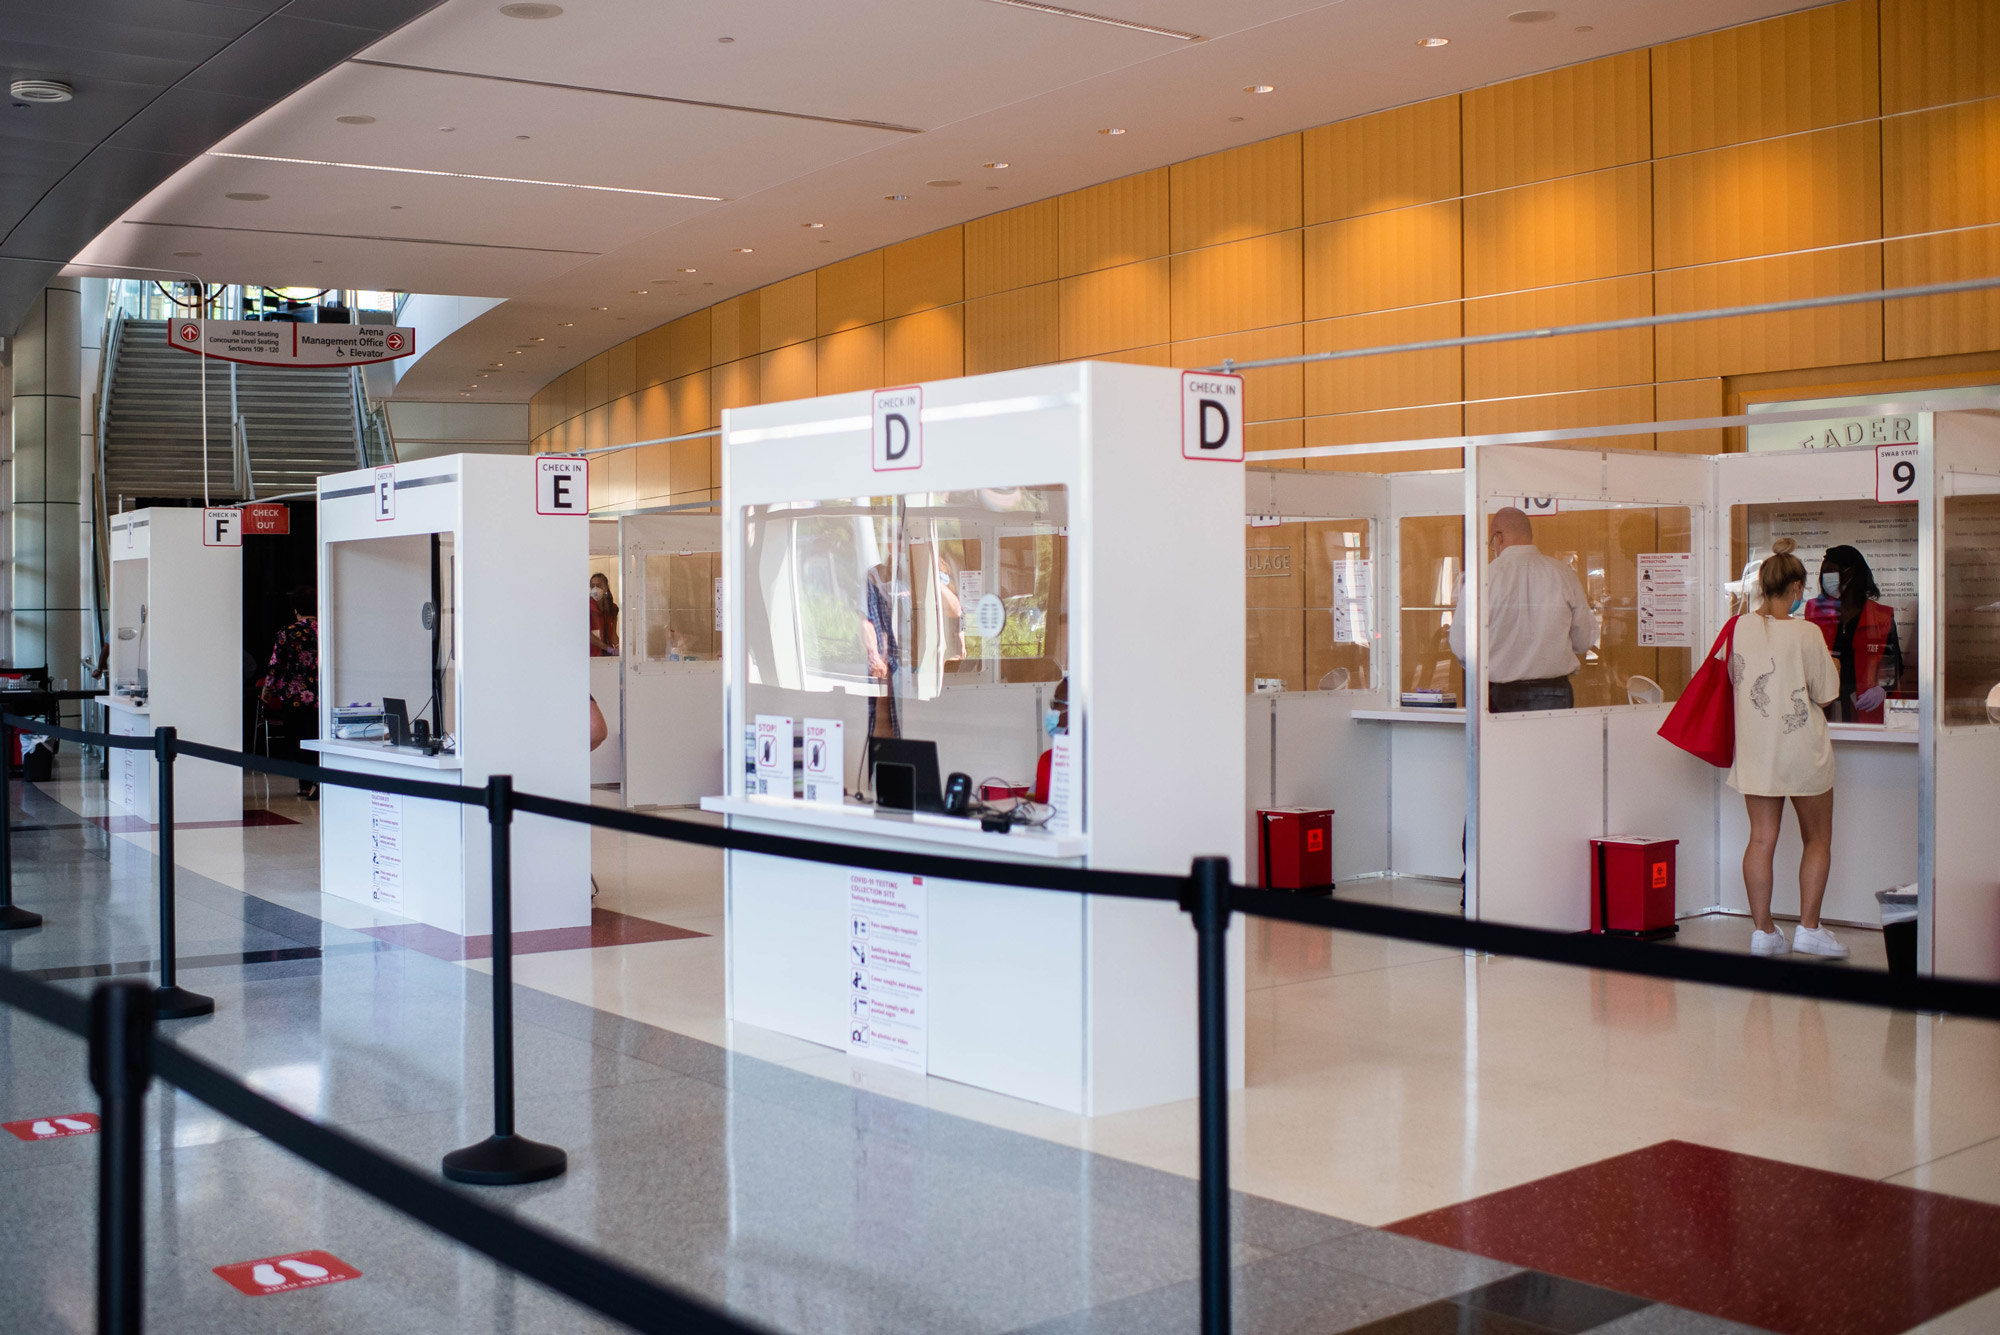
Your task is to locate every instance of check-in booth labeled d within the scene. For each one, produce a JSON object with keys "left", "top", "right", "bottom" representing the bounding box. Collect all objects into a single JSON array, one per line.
[
  {"left": 1181, "top": 371, "right": 1244, "bottom": 462},
  {"left": 872, "top": 386, "right": 922, "bottom": 472}
]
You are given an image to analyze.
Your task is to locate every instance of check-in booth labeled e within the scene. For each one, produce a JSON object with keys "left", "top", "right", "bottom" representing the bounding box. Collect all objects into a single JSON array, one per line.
[
  {"left": 1182, "top": 371, "right": 1244, "bottom": 462},
  {"left": 536, "top": 456, "right": 589, "bottom": 515}
]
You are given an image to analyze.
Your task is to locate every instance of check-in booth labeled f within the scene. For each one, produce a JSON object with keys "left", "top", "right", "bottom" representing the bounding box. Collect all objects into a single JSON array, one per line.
[
  {"left": 201, "top": 508, "right": 242, "bottom": 547},
  {"left": 1181, "top": 371, "right": 1244, "bottom": 462},
  {"left": 536, "top": 456, "right": 590, "bottom": 515},
  {"left": 872, "top": 387, "right": 922, "bottom": 472}
]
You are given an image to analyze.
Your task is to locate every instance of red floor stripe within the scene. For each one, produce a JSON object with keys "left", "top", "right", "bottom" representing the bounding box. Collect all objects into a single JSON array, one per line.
[
  {"left": 87, "top": 809, "right": 299, "bottom": 832},
  {"left": 1388, "top": 1140, "right": 2000, "bottom": 1335},
  {"left": 362, "top": 907, "right": 705, "bottom": 961}
]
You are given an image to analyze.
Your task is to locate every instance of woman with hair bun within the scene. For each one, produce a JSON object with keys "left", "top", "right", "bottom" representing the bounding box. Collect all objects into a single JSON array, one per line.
[{"left": 1729, "top": 538, "right": 1847, "bottom": 958}]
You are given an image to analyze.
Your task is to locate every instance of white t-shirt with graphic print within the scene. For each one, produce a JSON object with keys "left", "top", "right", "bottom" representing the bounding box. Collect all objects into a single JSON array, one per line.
[{"left": 1726, "top": 612, "right": 1840, "bottom": 797}]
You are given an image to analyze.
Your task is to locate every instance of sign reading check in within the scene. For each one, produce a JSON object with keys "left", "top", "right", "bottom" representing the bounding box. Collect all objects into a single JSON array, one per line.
[{"left": 167, "top": 320, "right": 416, "bottom": 368}]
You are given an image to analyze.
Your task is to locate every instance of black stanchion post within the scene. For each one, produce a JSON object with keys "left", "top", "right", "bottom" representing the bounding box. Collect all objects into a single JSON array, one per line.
[
  {"left": 1187, "top": 855, "right": 1233, "bottom": 1335},
  {"left": 0, "top": 719, "right": 42, "bottom": 930},
  {"left": 90, "top": 979, "right": 154, "bottom": 1335},
  {"left": 443, "top": 775, "right": 567, "bottom": 1186},
  {"left": 150, "top": 728, "right": 212, "bottom": 1019}
]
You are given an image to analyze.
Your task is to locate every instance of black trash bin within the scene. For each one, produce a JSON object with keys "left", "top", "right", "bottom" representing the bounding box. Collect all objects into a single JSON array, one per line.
[{"left": 1877, "top": 887, "right": 1918, "bottom": 975}]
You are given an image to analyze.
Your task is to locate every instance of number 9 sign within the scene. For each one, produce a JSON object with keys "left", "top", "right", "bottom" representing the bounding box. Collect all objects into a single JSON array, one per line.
[{"left": 1876, "top": 443, "right": 1919, "bottom": 504}]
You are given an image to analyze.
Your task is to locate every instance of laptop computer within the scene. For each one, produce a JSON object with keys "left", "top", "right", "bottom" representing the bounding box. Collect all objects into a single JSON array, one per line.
[{"left": 868, "top": 737, "right": 944, "bottom": 813}]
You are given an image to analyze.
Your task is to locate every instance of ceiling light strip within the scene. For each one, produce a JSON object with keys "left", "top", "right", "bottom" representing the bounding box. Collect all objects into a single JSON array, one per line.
[
  {"left": 978, "top": 0, "right": 1200, "bottom": 40},
  {"left": 205, "top": 151, "right": 723, "bottom": 201}
]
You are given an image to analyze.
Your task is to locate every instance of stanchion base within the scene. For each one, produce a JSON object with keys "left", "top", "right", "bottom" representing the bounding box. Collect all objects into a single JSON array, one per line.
[
  {"left": 442, "top": 1134, "right": 568, "bottom": 1186},
  {"left": 0, "top": 904, "right": 43, "bottom": 931},
  {"left": 152, "top": 985, "right": 215, "bottom": 1019}
]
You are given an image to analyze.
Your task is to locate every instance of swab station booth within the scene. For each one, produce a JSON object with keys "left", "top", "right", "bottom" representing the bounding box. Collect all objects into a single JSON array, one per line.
[
  {"left": 704, "top": 360, "right": 1245, "bottom": 1115},
  {"left": 104, "top": 508, "right": 242, "bottom": 823},
  {"left": 310, "top": 454, "right": 591, "bottom": 936},
  {"left": 1245, "top": 403, "right": 2000, "bottom": 981},
  {"left": 615, "top": 511, "right": 724, "bottom": 807}
]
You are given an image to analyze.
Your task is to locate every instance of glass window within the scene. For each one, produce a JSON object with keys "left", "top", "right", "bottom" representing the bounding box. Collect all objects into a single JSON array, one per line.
[
  {"left": 1399, "top": 515, "right": 1463, "bottom": 707},
  {"left": 1246, "top": 519, "right": 1372, "bottom": 692},
  {"left": 1942, "top": 488, "right": 2000, "bottom": 728},
  {"left": 588, "top": 553, "right": 620, "bottom": 657},
  {"left": 641, "top": 552, "right": 720, "bottom": 661}
]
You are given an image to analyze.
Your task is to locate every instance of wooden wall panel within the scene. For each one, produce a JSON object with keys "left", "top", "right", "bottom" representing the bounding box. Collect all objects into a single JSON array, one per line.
[
  {"left": 884, "top": 227, "right": 963, "bottom": 317},
  {"left": 1304, "top": 96, "right": 1460, "bottom": 224},
  {"left": 667, "top": 435, "right": 712, "bottom": 499},
  {"left": 1883, "top": 98, "right": 2000, "bottom": 236},
  {"left": 1244, "top": 419, "right": 1304, "bottom": 464},
  {"left": 759, "top": 274, "right": 815, "bottom": 351},
  {"left": 757, "top": 342, "right": 817, "bottom": 403},
  {"left": 634, "top": 383, "right": 669, "bottom": 442},
  {"left": 1465, "top": 164, "right": 1652, "bottom": 296},
  {"left": 711, "top": 292, "right": 760, "bottom": 365},
  {"left": 1652, "top": 0, "right": 1878, "bottom": 156},
  {"left": 607, "top": 390, "right": 636, "bottom": 448},
  {"left": 1303, "top": 303, "right": 1460, "bottom": 417},
  {"left": 1170, "top": 232, "right": 1302, "bottom": 341},
  {"left": 1058, "top": 258, "right": 1169, "bottom": 359},
  {"left": 1465, "top": 275, "right": 1654, "bottom": 398},
  {"left": 1303, "top": 406, "right": 1463, "bottom": 474},
  {"left": 1305, "top": 202, "right": 1460, "bottom": 320},
  {"left": 815, "top": 325, "right": 884, "bottom": 396},
  {"left": 633, "top": 441, "right": 672, "bottom": 503},
  {"left": 964, "top": 199, "right": 1058, "bottom": 299},
  {"left": 1882, "top": 0, "right": 2000, "bottom": 113},
  {"left": 664, "top": 311, "right": 711, "bottom": 379},
  {"left": 1885, "top": 224, "right": 2000, "bottom": 359},
  {"left": 606, "top": 339, "right": 636, "bottom": 401},
  {"left": 964, "top": 283, "right": 1057, "bottom": 374},
  {"left": 1656, "top": 246, "right": 1884, "bottom": 379},
  {"left": 714, "top": 357, "right": 760, "bottom": 413},
  {"left": 1171, "top": 327, "right": 1303, "bottom": 424},
  {"left": 816, "top": 250, "right": 884, "bottom": 334},
  {"left": 1464, "top": 49, "right": 1651, "bottom": 193},
  {"left": 1465, "top": 384, "right": 1656, "bottom": 454},
  {"left": 1170, "top": 134, "right": 1302, "bottom": 251},
  {"left": 585, "top": 353, "right": 609, "bottom": 412},
  {"left": 1060, "top": 169, "right": 1168, "bottom": 276},
  {"left": 635, "top": 325, "right": 672, "bottom": 390},
  {"left": 667, "top": 369, "right": 714, "bottom": 434},
  {"left": 1655, "top": 377, "right": 1726, "bottom": 453},
  {"left": 1655, "top": 122, "right": 1881, "bottom": 270},
  {"left": 884, "top": 306, "right": 965, "bottom": 384}
]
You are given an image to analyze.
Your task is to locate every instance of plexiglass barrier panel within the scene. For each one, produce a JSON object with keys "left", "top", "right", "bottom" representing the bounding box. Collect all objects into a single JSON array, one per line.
[
  {"left": 1245, "top": 519, "right": 1373, "bottom": 693},
  {"left": 1730, "top": 500, "right": 1917, "bottom": 726},
  {"left": 1943, "top": 489, "right": 2000, "bottom": 728},
  {"left": 642, "top": 552, "right": 721, "bottom": 661},
  {"left": 588, "top": 553, "right": 621, "bottom": 657},
  {"left": 742, "top": 487, "right": 1068, "bottom": 801},
  {"left": 1399, "top": 515, "right": 1463, "bottom": 707}
]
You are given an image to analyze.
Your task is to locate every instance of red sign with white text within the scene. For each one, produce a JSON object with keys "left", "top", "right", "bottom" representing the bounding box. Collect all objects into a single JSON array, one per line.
[
  {"left": 213, "top": 1251, "right": 361, "bottom": 1296},
  {"left": 3, "top": 1113, "right": 100, "bottom": 1141},
  {"left": 243, "top": 503, "right": 290, "bottom": 535}
]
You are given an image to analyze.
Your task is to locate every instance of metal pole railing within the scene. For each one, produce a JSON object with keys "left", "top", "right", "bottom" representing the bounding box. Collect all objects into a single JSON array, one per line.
[
  {"left": 1186, "top": 855, "right": 1233, "bottom": 1335},
  {"left": 150, "top": 727, "right": 212, "bottom": 1019},
  {"left": 443, "top": 775, "right": 567, "bottom": 1185},
  {"left": 0, "top": 720, "right": 40, "bottom": 930},
  {"left": 90, "top": 979, "right": 154, "bottom": 1335}
]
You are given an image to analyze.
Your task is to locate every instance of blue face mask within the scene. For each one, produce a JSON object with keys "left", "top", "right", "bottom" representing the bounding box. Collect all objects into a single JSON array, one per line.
[
  {"left": 1044, "top": 709, "right": 1062, "bottom": 735},
  {"left": 1790, "top": 596, "right": 1805, "bottom": 615}
]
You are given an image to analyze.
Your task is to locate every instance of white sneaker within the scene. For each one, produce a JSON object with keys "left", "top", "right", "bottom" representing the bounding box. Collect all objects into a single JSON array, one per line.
[
  {"left": 1791, "top": 925, "right": 1850, "bottom": 959},
  {"left": 1750, "top": 928, "right": 1790, "bottom": 956}
]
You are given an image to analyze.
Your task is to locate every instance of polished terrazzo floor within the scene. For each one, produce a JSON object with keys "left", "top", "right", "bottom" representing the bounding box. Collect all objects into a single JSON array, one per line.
[{"left": 3, "top": 758, "right": 1998, "bottom": 1332}]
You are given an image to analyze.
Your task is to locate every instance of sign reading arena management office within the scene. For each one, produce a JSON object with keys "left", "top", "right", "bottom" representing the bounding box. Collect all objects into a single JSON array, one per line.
[{"left": 166, "top": 319, "right": 417, "bottom": 368}]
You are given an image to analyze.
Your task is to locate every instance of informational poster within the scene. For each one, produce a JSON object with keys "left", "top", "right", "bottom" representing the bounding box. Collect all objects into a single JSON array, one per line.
[
  {"left": 1046, "top": 735, "right": 1077, "bottom": 835},
  {"left": 802, "top": 718, "right": 843, "bottom": 805},
  {"left": 1330, "top": 558, "right": 1373, "bottom": 645},
  {"left": 846, "top": 871, "right": 926, "bottom": 1072},
  {"left": 753, "top": 715, "right": 793, "bottom": 797},
  {"left": 1636, "top": 552, "right": 1694, "bottom": 647},
  {"left": 713, "top": 575, "right": 723, "bottom": 633},
  {"left": 1747, "top": 501, "right": 1918, "bottom": 662},
  {"left": 367, "top": 791, "right": 404, "bottom": 911}
]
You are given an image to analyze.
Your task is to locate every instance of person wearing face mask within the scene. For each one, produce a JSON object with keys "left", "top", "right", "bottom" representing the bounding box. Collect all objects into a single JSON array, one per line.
[
  {"left": 1032, "top": 678, "right": 1068, "bottom": 804},
  {"left": 1729, "top": 538, "right": 1847, "bottom": 959},
  {"left": 1804, "top": 545, "right": 1901, "bottom": 724},
  {"left": 589, "top": 573, "right": 619, "bottom": 657}
]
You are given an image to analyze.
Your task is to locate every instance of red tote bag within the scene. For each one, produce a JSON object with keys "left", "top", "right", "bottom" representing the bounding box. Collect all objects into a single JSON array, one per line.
[{"left": 1658, "top": 616, "right": 1739, "bottom": 768}]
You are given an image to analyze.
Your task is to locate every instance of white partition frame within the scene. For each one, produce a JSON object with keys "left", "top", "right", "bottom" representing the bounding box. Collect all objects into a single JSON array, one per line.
[
  {"left": 588, "top": 518, "right": 622, "bottom": 786},
  {"left": 619, "top": 512, "right": 724, "bottom": 807}
]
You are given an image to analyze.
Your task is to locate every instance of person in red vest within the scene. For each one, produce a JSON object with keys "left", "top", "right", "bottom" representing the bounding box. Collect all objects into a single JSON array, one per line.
[{"left": 1804, "top": 545, "right": 1902, "bottom": 725}]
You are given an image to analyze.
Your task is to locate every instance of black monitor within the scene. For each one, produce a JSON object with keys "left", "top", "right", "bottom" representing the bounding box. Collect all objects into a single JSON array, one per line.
[
  {"left": 382, "top": 697, "right": 409, "bottom": 747},
  {"left": 868, "top": 737, "right": 943, "bottom": 813}
]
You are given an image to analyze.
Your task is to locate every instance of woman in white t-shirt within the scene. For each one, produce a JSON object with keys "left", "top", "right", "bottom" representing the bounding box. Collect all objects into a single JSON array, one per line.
[{"left": 1729, "top": 538, "right": 1847, "bottom": 959}]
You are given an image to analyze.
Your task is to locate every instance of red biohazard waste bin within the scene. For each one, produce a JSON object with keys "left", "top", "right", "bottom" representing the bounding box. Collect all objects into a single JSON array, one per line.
[
  {"left": 1258, "top": 807, "right": 1333, "bottom": 893},
  {"left": 1590, "top": 836, "right": 1678, "bottom": 938}
]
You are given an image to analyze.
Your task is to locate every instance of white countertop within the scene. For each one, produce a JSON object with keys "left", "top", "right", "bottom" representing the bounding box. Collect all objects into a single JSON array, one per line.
[
  {"left": 303, "top": 738, "right": 464, "bottom": 770},
  {"left": 103, "top": 694, "right": 150, "bottom": 715},
  {"left": 1828, "top": 724, "right": 1918, "bottom": 745},
  {"left": 1352, "top": 707, "right": 1466, "bottom": 723},
  {"left": 700, "top": 794, "right": 1089, "bottom": 860}
]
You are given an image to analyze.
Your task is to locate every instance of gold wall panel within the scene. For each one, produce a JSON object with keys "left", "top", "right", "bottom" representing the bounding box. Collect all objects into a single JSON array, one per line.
[
  {"left": 1465, "top": 384, "right": 1656, "bottom": 453},
  {"left": 584, "top": 353, "right": 609, "bottom": 413},
  {"left": 1655, "top": 377, "right": 1726, "bottom": 453},
  {"left": 964, "top": 198, "right": 1058, "bottom": 299},
  {"left": 666, "top": 437, "right": 712, "bottom": 500},
  {"left": 667, "top": 369, "right": 714, "bottom": 435},
  {"left": 1654, "top": 121, "right": 1881, "bottom": 269},
  {"left": 665, "top": 311, "right": 711, "bottom": 380},
  {"left": 598, "top": 445, "right": 633, "bottom": 509},
  {"left": 1464, "top": 48, "right": 1651, "bottom": 193},
  {"left": 714, "top": 357, "right": 760, "bottom": 413},
  {"left": 635, "top": 326, "right": 672, "bottom": 391},
  {"left": 711, "top": 293, "right": 760, "bottom": 365},
  {"left": 634, "top": 383, "right": 669, "bottom": 442},
  {"left": 1882, "top": 0, "right": 2000, "bottom": 113},
  {"left": 964, "top": 282, "right": 1058, "bottom": 375},
  {"left": 1303, "top": 303, "right": 1460, "bottom": 417},
  {"left": 1245, "top": 419, "right": 1303, "bottom": 461},
  {"left": 1305, "top": 201, "right": 1461, "bottom": 320},
  {"left": 1304, "top": 96, "right": 1460, "bottom": 224},
  {"left": 884, "top": 306, "right": 965, "bottom": 384},
  {"left": 1652, "top": 0, "right": 1878, "bottom": 156},
  {"left": 1058, "top": 258, "right": 1169, "bottom": 359},
  {"left": 1060, "top": 169, "right": 1168, "bottom": 277},
  {"left": 606, "top": 339, "right": 636, "bottom": 401},
  {"left": 884, "top": 227, "right": 963, "bottom": 317},
  {"left": 1092, "top": 344, "right": 1174, "bottom": 367},
  {"left": 1170, "top": 232, "right": 1302, "bottom": 342},
  {"left": 758, "top": 273, "right": 816, "bottom": 351},
  {"left": 816, "top": 249, "right": 884, "bottom": 335},
  {"left": 1655, "top": 246, "right": 1884, "bottom": 380},
  {"left": 1885, "top": 223, "right": 2000, "bottom": 359},
  {"left": 607, "top": 391, "right": 635, "bottom": 449},
  {"left": 1465, "top": 275, "right": 1654, "bottom": 398},
  {"left": 757, "top": 342, "right": 817, "bottom": 403},
  {"left": 633, "top": 441, "right": 672, "bottom": 503},
  {"left": 1172, "top": 326, "right": 1304, "bottom": 424},
  {"left": 1303, "top": 405, "right": 1464, "bottom": 474},
  {"left": 815, "top": 325, "right": 884, "bottom": 396},
  {"left": 1883, "top": 98, "right": 2000, "bottom": 236},
  {"left": 1465, "top": 165, "right": 1652, "bottom": 296},
  {"left": 1170, "top": 134, "right": 1302, "bottom": 252}
]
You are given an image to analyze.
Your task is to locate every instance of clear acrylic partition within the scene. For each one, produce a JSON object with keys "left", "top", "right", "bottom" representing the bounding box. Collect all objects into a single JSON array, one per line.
[
  {"left": 1398, "top": 515, "right": 1463, "bottom": 707},
  {"left": 587, "top": 550, "right": 621, "bottom": 657},
  {"left": 641, "top": 551, "right": 722, "bottom": 662},
  {"left": 740, "top": 486, "right": 1068, "bottom": 802},
  {"left": 1245, "top": 518, "right": 1373, "bottom": 693},
  {"left": 325, "top": 532, "right": 456, "bottom": 738}
]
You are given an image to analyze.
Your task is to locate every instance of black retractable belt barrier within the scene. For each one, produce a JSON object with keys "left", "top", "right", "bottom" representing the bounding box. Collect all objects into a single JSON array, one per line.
[
  {"left": 1183, "top": 856, "right": 1234, "bottom": 1335},
  {"left": 150, "top": 728, "right": 212, "bottom": 1020},
  {"left": 443, "top": 775, "right": 567, "bottom": 1185},
  {"left": 90, "top": 980, "right": 154, "bottom": 1335},
  {"left": 0, "top": 718, "right": 41, "bottom": 930}
]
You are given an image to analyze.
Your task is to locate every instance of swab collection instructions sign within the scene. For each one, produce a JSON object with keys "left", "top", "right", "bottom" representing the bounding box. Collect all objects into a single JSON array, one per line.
[{"left": 846, "top": 872, "right": 926, "bottom": 1072}]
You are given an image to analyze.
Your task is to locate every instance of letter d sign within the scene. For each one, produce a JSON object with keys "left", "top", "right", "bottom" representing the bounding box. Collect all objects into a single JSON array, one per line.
[
  {"left": 1181, "top": 371, "right": 1244, "bottom": 462},
  {"left": 872, "top": 387, "right": 922, "bottom": 472}
]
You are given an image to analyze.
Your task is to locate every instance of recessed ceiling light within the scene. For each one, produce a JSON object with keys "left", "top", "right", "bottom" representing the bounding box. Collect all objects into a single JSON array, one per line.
[
  {"left": 927, "top": 179, "right": 961, "bottom": 188},
  {"left": 312, "top": 259, "right": 323, "bottom": 264},
  {"left": 511, "top": 350, "right": 522, "bottom": 354},
  {"left": 984, "top": 186, "right": 999, "bottom": 191},
  {"left": 532, "top": 336, "right": 546, "bottom": 341},
  {"left": 1244, "top": 84, "right": 1275, "bottom": 94},
  {"left": 226, "top": 191, "right": 270, "bottom": 201},
  {"left": 591, "top": 306, "right": 609, "bottom": 311},
  {"left": 516, "top": 134, "right": 531, "bottom": 140},
  {"left": 390, "top": 204, "right": 403, "bottom": 210},
  {"left": 630, "top": 289, "right": 649, "bottom": 294},
  {"left": 1099, "top": 127, "right": 1125, "bottom": 135},
  {"left": 439, "top": 126, "right": 456, "bottom": 132},
  {"left": 10, "top": 80, "right": 73, "bottom": 103},
  {"left": 717, "top": 35, "right": 734, "bottom": 42},
  {"left": 558, "top": 321, "right": 574, "bottom": 327},
  {"left": 491, "top": 362, "right": 506, "bottom": 367},
  {"left": 336, "top": 114, "right": 375, "bottom": 125},
  {"left": 885, "top": 194, "right": 908, "bottom": 200},
  {"left": 976, "top": 0, "right": 1198, "bottom": 41},
  {"left": 499, "top": 3, "right": 564, "bottom": 17},
  {"left": 677, "top": 267, "right": 697, "bottom": 273},
  {"left": 460, "top": 392, "right": 472, "bottom": 396},
  {"left": 1228, "top": 116, "right": 1244, "bottom": 123},
  {"left": 803, "top": 221, "right": 825, "bottom": 228},
  {"left": 1574, "top": 24, "right": 1593, "bottom": 32},
  {"left": 1508, "top": 9, "right": 1557, "bottom": 22},
  {"left": 984, "top": 162, "right": 1009, "bottom": 169},
  {"left": 205, "top": 151, "right": 725, "bottom": 201},
  {"left": 1416, "top": 36, "right": 1450, "bottom": 47},
  {"left": 732, "top": 246, "right": 754, "bottom": 252},
  {"left": 171, "top": 251, "right": 201, "bottom": 258}
]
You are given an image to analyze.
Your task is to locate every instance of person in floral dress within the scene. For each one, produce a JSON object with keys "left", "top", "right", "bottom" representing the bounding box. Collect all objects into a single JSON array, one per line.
[{"left": 260, "top": 587, "right": 319, "bottom": 799}]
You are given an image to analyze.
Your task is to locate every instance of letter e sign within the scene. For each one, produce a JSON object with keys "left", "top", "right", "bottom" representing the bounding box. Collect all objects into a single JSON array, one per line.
[
  {"left": 373, "top": 465, "right": 396, "bottom": 522},
  {"left": 202, "top": 508, "right": 242, "bottom": 547},
  {"left": 872, "top": 387, "right": 922, "bottom": 472},
  {"left": 1182, "top": 371, "right": 1244, "bottom": 462},
  {"left": 536, "top": 456, "right": 589, "bottom": 515}
]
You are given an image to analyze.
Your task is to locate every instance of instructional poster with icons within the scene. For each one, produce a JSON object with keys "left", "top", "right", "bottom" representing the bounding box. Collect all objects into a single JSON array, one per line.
[
  {"left": 367, "top": 791, "right": 404, "bottom": 911},
  {"left": 1330, "top": 559, "right": 1373, "bottom": 646},
  {"left": 1636, "top": 553, "right": 1694, "bottom": 647},
  {"left": 846, "top": 871, "right": 926, "bottom": 1072}
]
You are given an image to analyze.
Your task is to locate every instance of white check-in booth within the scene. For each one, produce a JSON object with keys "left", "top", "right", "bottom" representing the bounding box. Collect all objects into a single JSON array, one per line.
[
  {"left": 618, "top": 512, "right": 724, "bottom": 807},
  {"left": 705, "top": 361, "right": 1245, "bottom": 1116},
  {"left": 104, "top": 508, "right": 242, "bottom": 822},
  {"left": 310, "top": 454, "right": 590, "bottom": 935},
  {"left": 588, "top": 519, "right": 622, "bottom": 786}
]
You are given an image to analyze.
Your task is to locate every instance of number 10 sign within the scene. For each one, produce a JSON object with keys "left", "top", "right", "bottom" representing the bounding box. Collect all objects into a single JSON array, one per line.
[{"left": 1876, "top": 443, "right": 1919, "bottom": 504}]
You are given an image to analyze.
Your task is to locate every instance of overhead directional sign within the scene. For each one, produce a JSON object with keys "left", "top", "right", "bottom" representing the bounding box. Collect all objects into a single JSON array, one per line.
[{"left": 167, "top": 319, "right": 416, "bottom": 368}]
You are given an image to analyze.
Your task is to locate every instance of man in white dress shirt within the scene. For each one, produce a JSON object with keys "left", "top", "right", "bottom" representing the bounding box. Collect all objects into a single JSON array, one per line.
[{"left": 1449, "top": 507, "right": 1599, "bottom": 712}]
